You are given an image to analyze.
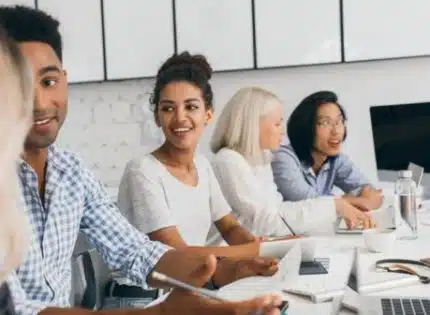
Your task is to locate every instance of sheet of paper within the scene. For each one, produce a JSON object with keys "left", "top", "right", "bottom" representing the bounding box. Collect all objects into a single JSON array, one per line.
[
  {"left": 217, "top": 242, "right": 302, "bottom": 301},
  {"left": 260, "top": 236, "right": 316, "bottom": 261}
]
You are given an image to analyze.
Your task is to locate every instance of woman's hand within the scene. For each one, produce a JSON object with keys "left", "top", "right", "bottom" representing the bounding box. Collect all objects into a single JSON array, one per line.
[{"left": 335, "top": 199, "right": 376, "bottom": 229}]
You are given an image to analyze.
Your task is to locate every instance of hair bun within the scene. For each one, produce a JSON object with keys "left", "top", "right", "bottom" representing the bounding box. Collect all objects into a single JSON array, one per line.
[{"left": 157, "top": 51, "right": 213, "bottom": 80}]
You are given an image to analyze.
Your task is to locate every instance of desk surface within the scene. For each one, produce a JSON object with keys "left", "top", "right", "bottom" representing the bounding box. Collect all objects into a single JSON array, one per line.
[{"left": 285, "top": 208, "right": 430, "bottom": 315}]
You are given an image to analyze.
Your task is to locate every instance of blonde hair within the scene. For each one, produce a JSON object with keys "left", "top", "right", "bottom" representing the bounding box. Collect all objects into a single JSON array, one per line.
[
  {"left": 0, "top": 27, "right": 33, "bottom": 283},
  {"left": 211, "top": 87, "right": 282, "bottom": 165}
]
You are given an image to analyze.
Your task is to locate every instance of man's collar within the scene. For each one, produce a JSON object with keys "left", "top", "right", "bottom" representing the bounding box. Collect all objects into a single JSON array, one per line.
[{"left": 19, "top": 145, "right": 69, "bottom": 173}]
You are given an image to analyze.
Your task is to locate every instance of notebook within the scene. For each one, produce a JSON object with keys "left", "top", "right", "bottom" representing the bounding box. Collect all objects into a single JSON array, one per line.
[
  {"left": 356, "top": 246, "right": 426, "bottom": 294},
  {"left": 286, "top": 251, "right": 354, "bottom": 303}
]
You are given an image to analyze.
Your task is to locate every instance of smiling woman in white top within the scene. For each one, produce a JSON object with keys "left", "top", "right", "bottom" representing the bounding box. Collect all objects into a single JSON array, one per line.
[
  {"left": 118, "top": 52, "right": 263, "bottom": 259},
  {"left": 210, "top": 87, "right": 375, "bottom": 238}
]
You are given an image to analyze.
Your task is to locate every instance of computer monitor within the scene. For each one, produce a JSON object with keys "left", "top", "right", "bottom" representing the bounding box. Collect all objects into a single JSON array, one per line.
[{"left": 370, "top": 102, "right": 430, "bottom": 174}]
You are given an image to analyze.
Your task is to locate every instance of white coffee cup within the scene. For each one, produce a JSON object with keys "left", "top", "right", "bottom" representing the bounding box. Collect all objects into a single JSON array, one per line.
[{"left": 363, "top": 228, "right": 396, "bottom": 253}]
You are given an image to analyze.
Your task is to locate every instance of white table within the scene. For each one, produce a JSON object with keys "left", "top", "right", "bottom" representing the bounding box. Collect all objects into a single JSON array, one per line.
[{"left": 285, "top": 208, "right": 430, "bottom": 314}]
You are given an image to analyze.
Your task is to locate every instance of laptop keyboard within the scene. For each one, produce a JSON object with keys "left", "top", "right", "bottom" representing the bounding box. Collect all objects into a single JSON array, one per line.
[{"left": 382, "top": 298, "right": 430, "bottom": 315}]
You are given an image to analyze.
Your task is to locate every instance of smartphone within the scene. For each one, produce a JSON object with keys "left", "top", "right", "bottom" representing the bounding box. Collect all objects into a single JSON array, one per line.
[{"left": 278, "top": 300, "right": 289, "bottom": 314}]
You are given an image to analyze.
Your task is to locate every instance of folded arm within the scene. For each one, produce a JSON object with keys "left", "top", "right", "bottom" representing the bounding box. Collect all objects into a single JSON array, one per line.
[{"left": 334, "top": 156, "right": 382, "bottom": 210}]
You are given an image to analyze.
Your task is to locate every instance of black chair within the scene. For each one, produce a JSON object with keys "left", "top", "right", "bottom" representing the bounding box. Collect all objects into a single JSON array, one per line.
[
  {"left": 0, "top": 283, "right": 16, "bottom": 315},
  {"left": 71, "top": 250, "right": 98, "bottom": 309}
]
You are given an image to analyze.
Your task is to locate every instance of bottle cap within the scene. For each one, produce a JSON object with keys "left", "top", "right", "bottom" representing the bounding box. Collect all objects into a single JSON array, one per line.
[{"left": 398, "top": 170, "right": 412, "bottom": 178}]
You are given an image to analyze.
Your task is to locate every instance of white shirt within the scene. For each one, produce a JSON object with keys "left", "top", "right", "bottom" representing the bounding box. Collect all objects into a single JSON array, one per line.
[
  {"left": 211, "top": 148, "right": 337, "bottom": 238},
  {"left": 117, "top": 154, "right": 231, "bottom": 246}
]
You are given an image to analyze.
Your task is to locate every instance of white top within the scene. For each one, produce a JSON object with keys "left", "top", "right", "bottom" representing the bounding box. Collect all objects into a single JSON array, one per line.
[
  {"left": 211, "top": 148, "right": 337, "bottom": 239},
  {"left": 117, "top": 154, "right": 231, "bottom": 246}
]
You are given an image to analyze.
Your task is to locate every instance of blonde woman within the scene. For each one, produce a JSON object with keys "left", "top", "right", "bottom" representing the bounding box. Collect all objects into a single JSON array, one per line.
[
  {"left": 210, "top": 87, "right": 374, "bottom": 239},
  {"left": 0, "top": 27, "right": 32, "bottom": 313}
]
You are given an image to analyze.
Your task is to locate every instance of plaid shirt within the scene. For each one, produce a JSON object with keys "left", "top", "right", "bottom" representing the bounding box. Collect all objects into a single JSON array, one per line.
[{"left": 7, "top": 146, "right": 169, "bottom": 315}]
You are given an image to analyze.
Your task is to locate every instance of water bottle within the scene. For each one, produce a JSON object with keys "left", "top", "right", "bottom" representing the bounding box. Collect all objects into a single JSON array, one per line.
[{"left": 394, "top": 170, "right": 418, "bottom": 239}]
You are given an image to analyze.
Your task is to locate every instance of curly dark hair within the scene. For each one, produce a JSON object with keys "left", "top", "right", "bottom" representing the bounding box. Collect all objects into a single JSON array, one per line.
[
  {"left": 150, "top": 51, "right": 213, "bottom": 113},
  {"left": 0, "top": 5, "right": 62, "bottom": 60},
  {"left": 287, "top": 90, "right": 347, "bottom": 166}
]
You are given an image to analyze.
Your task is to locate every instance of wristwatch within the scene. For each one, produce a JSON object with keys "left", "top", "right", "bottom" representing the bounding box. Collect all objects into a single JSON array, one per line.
[{"left": 203, "top": 256, "right": 228, "bottom": 290}]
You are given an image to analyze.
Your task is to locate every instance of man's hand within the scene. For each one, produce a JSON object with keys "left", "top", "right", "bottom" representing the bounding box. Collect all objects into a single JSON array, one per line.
[
  {"left": 149, "top": 250, "right": 217, "bottom": 288},
  {"left": 41, "top": 252, "right": 284, "bottom": 315},
  {"left": 212, "top": 257, "right": 279, "bottom": 287},
  {"left": 159, "top": 291, "right": 284, "bottom": 315},
  {"left": 156, "top": 254, "right": 284, "bottom": 315}
]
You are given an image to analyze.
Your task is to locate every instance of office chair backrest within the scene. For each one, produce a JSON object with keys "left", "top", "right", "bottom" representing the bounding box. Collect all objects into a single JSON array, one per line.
[
  {"left": 71, "top": 233, "right": 111, "bottom": 310},
  {"left": 71, "top": 250, "right": 97, "bottom": 309}
]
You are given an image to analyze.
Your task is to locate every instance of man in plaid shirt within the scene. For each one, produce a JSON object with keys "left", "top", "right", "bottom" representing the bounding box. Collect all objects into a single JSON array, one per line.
[{"left": 0, "top": 5, "right": 284, "bottom": 315}]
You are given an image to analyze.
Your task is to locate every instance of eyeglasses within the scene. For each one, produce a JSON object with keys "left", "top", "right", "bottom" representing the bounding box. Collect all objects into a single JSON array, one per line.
[{"left": 316, "top": 118, "right": 345, "bottom": 129}]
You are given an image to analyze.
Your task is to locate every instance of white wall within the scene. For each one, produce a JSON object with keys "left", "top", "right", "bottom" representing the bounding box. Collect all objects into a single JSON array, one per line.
[{"left": 58, "top": 56, "right": 430, "bottom": 198}]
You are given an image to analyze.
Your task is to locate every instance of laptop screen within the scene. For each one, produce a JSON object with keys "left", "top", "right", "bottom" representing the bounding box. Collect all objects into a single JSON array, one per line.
[{"left": 408, "top": 162, "right": 424, "bottom": 186}]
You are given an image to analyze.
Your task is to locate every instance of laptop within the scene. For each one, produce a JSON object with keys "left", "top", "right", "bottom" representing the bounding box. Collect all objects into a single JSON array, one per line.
[
  {"left": 408, "top": 162, "right": 424, "bottom": 187},
  {"left": 359, "top": 296, "right": 430, "bottom": 315},
  {"left": 333, "top": 294, "right": 430, "bottom": 315},
  {"left": 331, "top": 250, "right": 430, "bottom": 315}
]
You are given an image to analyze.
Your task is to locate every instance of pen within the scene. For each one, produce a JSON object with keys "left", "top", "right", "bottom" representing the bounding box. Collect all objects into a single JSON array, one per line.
[
  {"left": 151, "top": 271, "right": 224, "bottom": 301},
  {"left": 279, "top": 215, "right": 296, "bottom": 236}
]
